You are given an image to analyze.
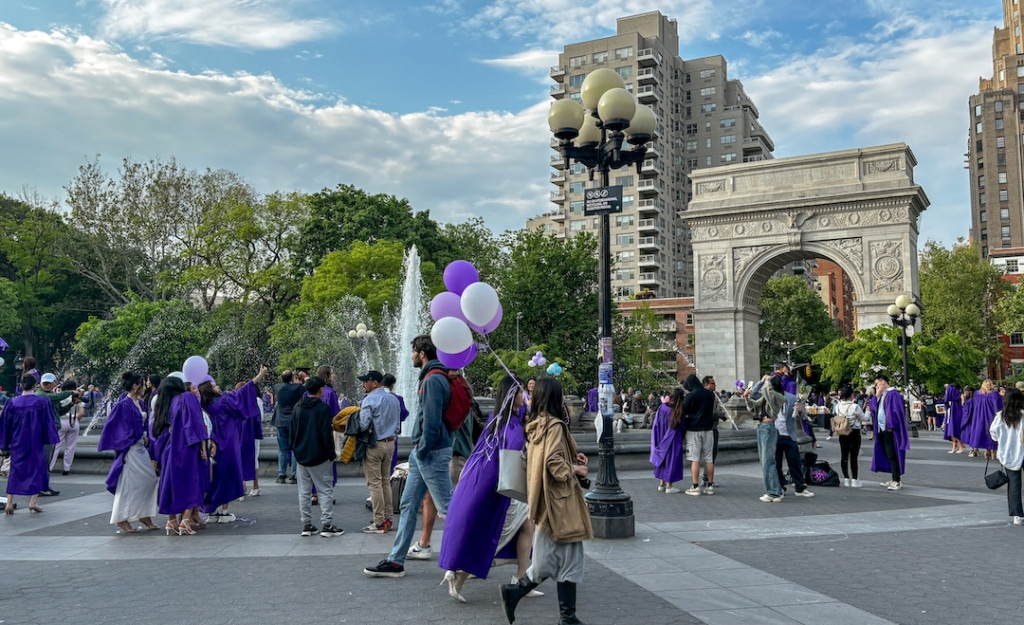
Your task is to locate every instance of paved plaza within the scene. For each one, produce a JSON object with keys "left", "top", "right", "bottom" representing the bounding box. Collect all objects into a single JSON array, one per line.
[{"left": 2, "top": 431, "right": 1021, "bottom": 625}]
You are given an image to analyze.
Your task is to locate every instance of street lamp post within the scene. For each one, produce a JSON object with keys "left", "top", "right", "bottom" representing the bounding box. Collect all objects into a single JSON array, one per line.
[
  {"left": 548, "top": 68, "right": 656, "bottom": 539},
  {"left": 780, "top": 341, "right": 813, "bottom": 369},
  {"left": 887, "top": 294, "right": 921, "bottom": 437},
  {"left": 516, "top": 312, "right": 523, "bottom": 352}
]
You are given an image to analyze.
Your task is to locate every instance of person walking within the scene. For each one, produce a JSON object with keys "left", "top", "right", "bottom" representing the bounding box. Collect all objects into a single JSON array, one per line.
[
  {"left": 681, "top": 374, "right": 717, "bottom": 495},
  {"left": 744, "top": 374, "right": 786, "bottom": 503},
  {"left": 364, "top": 334, "right": 453, "bottom": 578},
  {"left": 49, "top": 380, "right": 84, "bottom": 475},
  {"left": 152, "top": 376, "right": 209, "bottom": 535},
  {"left": 650, "top": 388, "right": 684, "bottom": 494},
  {"left": 357, "top": 370, "right": 401, "bottom": 534},
  {"left": 833, "top": 384, "right": 870, "bottom": 487},
  {"left": 288, "top": 376, "right": 344, "bottom": 537},
  {"left": 989, "top": 387, "right": 1024, "bottom": 525},
  {"left": 500, "top": 377, "right": 592, "bottom": 625},
  {"left": 272, "top": 370, "right": 305, "bottom": 484},
  {"left": 870, "top": 374, "right": 909, "bottom": 491},
  {"left": 965, "top": 380, "right": 1000, "bottom": 459},
  {"left": 1, "top": 375, "right": 59, "bottom": 514},
  {"left": 943, "top": 383, "right": 965, "bottom": 454}
]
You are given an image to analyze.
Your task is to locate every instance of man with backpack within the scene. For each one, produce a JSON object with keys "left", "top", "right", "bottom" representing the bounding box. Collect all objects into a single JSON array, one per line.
[{"left": 364, "top": 335, "right": 455, "bottom": 578}]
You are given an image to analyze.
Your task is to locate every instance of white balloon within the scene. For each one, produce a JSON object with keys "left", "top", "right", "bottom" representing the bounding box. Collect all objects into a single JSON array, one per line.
[
  {"left": 528, "top": 359, "right": 537, "bottom": 367},
  {"left": 365, "top": 330, "right": 376, "bottom": 338},
  {"left": 357, "top": 329, "right": 367, "bottom": 338},
  {"left": 431, "top": 317, "right": 473, "bottom": 354},
  {"left": 460, "top": 282, "right": 500, "bottom": 326},
  {"left": 170, "top": 371, "right": 187, "bottom": 381},
  {"left": 0, "top": 357, "right": 5, "bottom": 368},
  {"left": 357, "top": 323, "right": 367, "bottom": 332},
  {"left": 348, "top": 330, "right": 357, "bottom": 338}
]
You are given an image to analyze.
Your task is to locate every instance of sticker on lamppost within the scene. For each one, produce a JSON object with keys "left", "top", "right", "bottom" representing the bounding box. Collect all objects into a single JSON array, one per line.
[{"left": 584, "top": 185, "right": 623, "bottom": 215}]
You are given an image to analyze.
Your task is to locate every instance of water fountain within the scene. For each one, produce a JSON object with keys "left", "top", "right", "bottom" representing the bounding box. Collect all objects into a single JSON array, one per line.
[{"left": 388, "top": 245, "right": 428, "bottom": 436}]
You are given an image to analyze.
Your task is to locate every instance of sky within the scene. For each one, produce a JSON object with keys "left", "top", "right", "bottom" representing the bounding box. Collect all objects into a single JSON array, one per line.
[{"left": 0, "top": 0, "right": 1006, "bottom": 246}]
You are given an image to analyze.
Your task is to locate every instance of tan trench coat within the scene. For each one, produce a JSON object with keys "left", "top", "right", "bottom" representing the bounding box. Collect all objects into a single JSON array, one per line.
[{"left": 524, "top": 412, "right": 594, "bottom": 543}]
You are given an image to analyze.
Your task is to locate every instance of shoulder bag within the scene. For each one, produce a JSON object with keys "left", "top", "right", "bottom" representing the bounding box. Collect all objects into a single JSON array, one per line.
[
  {"left": 985, "top": 456, "right": 1009, "bottom": 490},
  {"left": 496, "top": 424, "right": 528, "bottom": 502}
]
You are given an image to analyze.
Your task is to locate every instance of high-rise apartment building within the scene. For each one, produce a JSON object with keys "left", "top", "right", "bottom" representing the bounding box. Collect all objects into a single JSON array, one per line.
[
  {"left": 527, "top": 11, "right": 774, "bottom": 299},
  {"left": 968, "top": 0, "right": 1024, "bottom": 257}
]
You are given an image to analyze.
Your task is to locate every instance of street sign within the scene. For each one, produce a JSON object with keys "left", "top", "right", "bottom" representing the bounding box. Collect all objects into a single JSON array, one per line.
[{"left": 584, "top": 185, "right": 623, "bottom": 215}]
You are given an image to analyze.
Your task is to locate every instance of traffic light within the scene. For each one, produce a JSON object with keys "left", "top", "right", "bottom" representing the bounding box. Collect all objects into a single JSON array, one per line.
[{"left": 805, "top": 365, "right": 812, "bottom": 377}]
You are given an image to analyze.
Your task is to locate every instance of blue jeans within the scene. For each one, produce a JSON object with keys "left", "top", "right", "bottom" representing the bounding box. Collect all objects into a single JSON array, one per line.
[
  {"left": 776, "top": 435, "right": 806, "bottom": 491},
  {"left": 276, "top": 426, "right": 295, "bottom": 478},
  {"left": 387, "top": 447, "right": 453, "bottom": 565},
  {"left": 757, "top": 422, "right": 782, "bottom": 497}
]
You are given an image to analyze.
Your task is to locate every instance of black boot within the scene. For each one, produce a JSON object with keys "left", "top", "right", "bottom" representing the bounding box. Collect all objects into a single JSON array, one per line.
[
  {"left": 557, "top": 581, "right": 587, "bottom": 625},
  {"left": 500, "top": 576, "right": 539, "bottom": 624}
]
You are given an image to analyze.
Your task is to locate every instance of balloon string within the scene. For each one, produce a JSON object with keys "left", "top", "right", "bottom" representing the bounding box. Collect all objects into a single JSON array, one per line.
[{"left": 478, "top": 334, "right": 526, "bottom": 459}]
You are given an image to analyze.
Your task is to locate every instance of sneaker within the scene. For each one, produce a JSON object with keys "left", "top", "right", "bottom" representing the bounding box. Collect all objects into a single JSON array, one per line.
[
  {"left": 843, "top": 478, "right": 851, "bottom": 487},
  {"left": 794, "top": 489, "right": 814, "bottom": 497},
  {"left": 825, "top": 436, "right": 832, "bottom": 441},
  {"left": 365, "top": 496, "right": 373, "bottom": 511},
  {"left": 684, "top": 486, "right": 702, "bottom": 496},
  {"left": 217, "top": 512, "right": 236, "bottom": 524},
  {"left": 657, "top": 484, "right": 665, "bottom": 492},
  {"left": 275, "top": 476, "right": 286, "bottom": 484},
  {"left": 364, "top": 559, "right": 405, "bottom": 578},
  {"left": 703, "top": 485, "right": 715, "bottom": 495},
  {"left": 62, "top": 470, "right": 70, "bottom": 475},
  {"left": 879, "top": 480, "right": 894, "bottom": 487},
  {"left": 1013, "top": 516, "right": 1024, "bottom": 526},
  {"left": 407, "top": 542, "right": 432, "bottom": 559},
  {"left": 300, "top": 523, "right": 318, "bottom": 537},
  {"left": 38, "top": 489, "right": 59, "bottom": 497},
  {"left": 362, "top": 523, "right": 387, "bottom": 534},
  {"left": 383, "top": 518, "right": 393, "bottom": 532},
  {"left": 664, "top": 487, "right": 681, "bottom": 494},
  {"left": 886, "top": 481, "right": 903, "bottom": 491},
  {"left": 321, "top": 524, "right": 345, "bottom": 537},
  {"left": 288, "top": 476, "right": 298, "bottom": 484},
  {"left": 850, "top": 479, "right": 862, "bottom": 488},
  {"left": 758, "top": 493, "right": 783, "bottom": 503}
]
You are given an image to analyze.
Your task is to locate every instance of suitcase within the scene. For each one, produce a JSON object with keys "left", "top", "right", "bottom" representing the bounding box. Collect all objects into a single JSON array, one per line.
[{"left": 391, "top": 475, "right": 406, "bottom": 514}]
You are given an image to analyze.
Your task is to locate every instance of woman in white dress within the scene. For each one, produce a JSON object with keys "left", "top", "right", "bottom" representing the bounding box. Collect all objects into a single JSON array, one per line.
[{"left": 97, "top": 372, "right": 159, "bottom": 534}]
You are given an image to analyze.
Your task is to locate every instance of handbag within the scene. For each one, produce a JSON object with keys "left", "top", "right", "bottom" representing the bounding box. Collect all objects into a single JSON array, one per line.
[
  {"left": 985, "top": 457, "right": 1009, "bottom": 490},
  {"left": 497, "top": 448, "right": 528, "bottom": 502},
  {"left": 830, "top": 413, "right": 852, "bottom": 437}
]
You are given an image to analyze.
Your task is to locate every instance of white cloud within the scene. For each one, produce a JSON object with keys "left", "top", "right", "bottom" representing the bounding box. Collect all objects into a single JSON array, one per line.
[
  {"left": 97, "top": 0, "right": 335, "bottom": 49},
  {"left": 479, "top": 49, "right": 559, "bottom": 73},
  {"left": 0, "top": 23, "right": 551, "bottom": 234},
  {"left": 740, "top": 28, "right": 781, "bottom": 49}
]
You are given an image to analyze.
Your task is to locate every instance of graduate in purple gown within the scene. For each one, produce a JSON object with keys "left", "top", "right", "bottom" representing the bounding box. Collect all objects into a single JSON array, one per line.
[
  {"left": 650, "top": 388, "right": 685, "bottom": 493},
  {"left": 942, "top": 383, "right": 965, "bottom": 453},
  {"left": 586, "top": 387, "right": 599, "bottom": 413},
  {"left": 152, "top": 376, "right": 208, "bottom": 535},
  {"left": 316, "top": 365, "right": 342, "bottom": 416},
  {"left": 2, "top": 375, "right": 59, "bottom": 514},
  {"left": 438, "top": 375, "right": 537, "bottom": 603},
  {"left": 964, "top": 380, "right": 999, "bottom": 456},
  {"left": 869, "top": 375, "right": 910, "bottom": 487},
  {"left": 197, "top": 367, "right": 268, "bottom": 523},
  {"left": 240, "top": 383, "right": 265, "bottom": 497},
  {"left": 98, "top": 372, "right": 160, "bottom": 533}
]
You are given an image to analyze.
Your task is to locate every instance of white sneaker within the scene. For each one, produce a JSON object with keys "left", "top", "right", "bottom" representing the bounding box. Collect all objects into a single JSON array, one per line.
[
  {"left": 850, "top": 479, "right": 862, "bottom": 488},
  {"left": 1013, "top": 516, "right": 1024, "bottom": 526},
  {"left": 664, "top": 487, "right": 681, "bottom": 494},
  {"left": 879, "top": 480, "right": 894, "bottom": 487},
  {"left": 794, "top": 489, "right": 814, "bottom": 497},
  {"left": 886, "top": 481, "right": 903, "bottom": 491},
  {"left": 843, "top": 478, "right": 851, "bottom": 487},
  {"left": 407, "top": 542, "right": 432, "bottom": 560},
  {"left": 826, "top": 436, "right": 833, "bottom": 441},
  {"left": 684, "top": 486, "right": 702, "bottom": 496},
  {"left": 217, "top": 512, "right": 236, "bottom": 523},
  {"left": 758, "top": 493, "right": 783, "bottom": 503},
  {"left": 657, "top": 484, "right": 665, "bottom": 492},
  {"left": 703, "top": 485, "right": 715, "bottom": 495}
]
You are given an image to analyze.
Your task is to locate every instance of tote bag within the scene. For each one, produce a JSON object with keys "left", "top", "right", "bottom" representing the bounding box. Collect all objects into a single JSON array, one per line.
[{"left": 497, "top": 448, "right": 528, "bottom": 502}]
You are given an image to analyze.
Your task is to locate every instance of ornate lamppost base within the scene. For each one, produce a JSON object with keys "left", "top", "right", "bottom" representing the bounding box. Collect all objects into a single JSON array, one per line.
[{"left": 583, "top": 414, "right": 635, "bottom": 538}]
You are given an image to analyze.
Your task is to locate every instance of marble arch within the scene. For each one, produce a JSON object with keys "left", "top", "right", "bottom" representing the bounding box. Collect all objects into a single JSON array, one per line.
[{"left": 686, "top": 144, "right": 929, "bottom": 384}]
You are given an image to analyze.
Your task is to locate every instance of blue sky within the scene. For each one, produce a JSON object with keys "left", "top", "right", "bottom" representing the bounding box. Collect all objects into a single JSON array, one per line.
[{"left": 0, "top": 0, "right": 1004, "bottom": 245}]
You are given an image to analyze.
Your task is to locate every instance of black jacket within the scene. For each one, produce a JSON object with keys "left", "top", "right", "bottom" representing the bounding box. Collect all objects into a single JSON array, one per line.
[
  {"left": 288, "top": 396, "right": 335, "bottom": 466},
  {"left": 682, "top": 374, "right": 716, "bottom": 431}
]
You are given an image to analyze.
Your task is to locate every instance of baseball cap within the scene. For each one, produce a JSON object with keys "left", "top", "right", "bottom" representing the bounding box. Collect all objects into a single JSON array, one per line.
[
  {"left": 41, "top": 373, "right": 56, "bottom": 384},
  {"left": 357, "top": 370, "right": 384, "bottom": 383}
]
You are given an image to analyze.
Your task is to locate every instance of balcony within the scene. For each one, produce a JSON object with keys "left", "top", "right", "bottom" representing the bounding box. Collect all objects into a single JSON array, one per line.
[
  {"left": 637, "top": 85, "right": 660, "bottom": 104},
  {"left": 749, "top": 125, "right": 775, "bottom": 151},
  {"left": 638, "top": 254, "right": 659, "bottom": 268},
  {"left": 641, "top": 159, "right": 663, "bottom": 174},
  {"left": 550, "top": 190, "right": 566, "bottom": 202},
  {"left": 643, "top": 142, "right": 661, "bottom": 158},
  {"left": 637, "top": 179, "right": 663, "bottom": 195},
  {"left": 637, "top": 67, "right": 660, "bottom": 84},
  {"left": 550, "top": 65, "right": 566, "bottom": 78},
  {"left": 638, "top": 218, "right": 659, "bottom": 233},
  {"left": 637, "top": 198, "right": 663, "bottom": 216},
  {"left": 659, "top": 320, "right": 677, "bottom": 332},
  {"left": 743, "top": 155, "right": 769, "bottom": 163},
  {"left": 638, "top": 236, "right": 663, "bottom": 251},
  {"left": 550, "top": 170, "right": 565, "bottom": 183},
  {"left": 551, "top": 84, "right": 566, "bottom": 95},
  {"left": 549, "top": 210, "right": 566, "bottom": 222},
  {"left": 639, "top": 271, "right": 659, "bottom": 285},
  {"left": 550, "top": 154, "right": 566, "bottom": 168},
  {"left": 637, "top": 48, "right": 662, "bottom": 66}
]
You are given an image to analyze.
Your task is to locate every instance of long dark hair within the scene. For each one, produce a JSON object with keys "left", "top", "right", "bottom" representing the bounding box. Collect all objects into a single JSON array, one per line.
[
  {"left": 1002, "top": 388, "right": 1024, "bottom": 428},
  {"left": 668, "top": 388, "right": 685, "bottom": 430},
  {"left": 487, "top": 375, "right": 523, "bottom": 437},
  {"left": 198, "top": 380, "right": 221, "bottom": 408},
  {"left": 152, "top": 377, "right": 186, "bottom": 437},
  {"left": 121, "top": 372, "right": 144, "bottom": 395},
  {"left": 529, "top": 377, "right": 564, "bottom": 424}
]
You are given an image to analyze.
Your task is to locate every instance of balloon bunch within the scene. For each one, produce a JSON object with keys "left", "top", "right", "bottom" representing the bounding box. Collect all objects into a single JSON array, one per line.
[
  {"left": 527, "top": 351, "right": 547, "bottom": 367},
  {"left": 182, "top": 355, "right": 209, "bottom": 386},
  {"left": 429, "top": 260, "right": 503, "bottom": 369},
  {"left": 546, "top": 362, "right": 564, "bottom": 376},
  {"left": 735, "top": 380, "right": 745, "bottom": 390}
]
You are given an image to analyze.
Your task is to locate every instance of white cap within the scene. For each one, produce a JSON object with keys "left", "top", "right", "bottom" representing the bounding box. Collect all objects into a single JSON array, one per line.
[{"left": 40, "top": 373, "right": 56, "bottom": 384}]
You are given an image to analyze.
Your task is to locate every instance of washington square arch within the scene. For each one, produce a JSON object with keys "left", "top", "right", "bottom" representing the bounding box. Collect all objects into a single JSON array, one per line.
[{"left": 686, "top": 143, "right": 929, "bottom": 384}]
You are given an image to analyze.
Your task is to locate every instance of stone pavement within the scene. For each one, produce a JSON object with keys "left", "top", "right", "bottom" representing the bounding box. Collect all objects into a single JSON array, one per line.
[{"left": 1, "top": 430, "right": 1021, "bottom": 625}]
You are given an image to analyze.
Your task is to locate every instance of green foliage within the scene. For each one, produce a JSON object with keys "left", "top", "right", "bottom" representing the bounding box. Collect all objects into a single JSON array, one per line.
[
  {"left": 0, "top": 278, "right": 19, "bottom": 338},
  {"left": 476, "top": 345, "right": 579, "bottom": 397},
  {"left": 919, "top": 240, "right": 1006, "bottom": 359},
  {"left": 995, "top": 281, "right": 1024, "bottom": 336},
  {"left": 74, "top": 297, "right": 169, "bottom": 380},
  {"left": 433, "top": 217, "right": 506, "bottom": 291},
  {"left": 613, "top": 303, "right": 678, "bottom": 392},
  {"left": 203, "top": 301, "right": 278, "bottom": 387},
  {"left": 299, "top": 240, "right": 411, "bottom": 322},
  {"left": 759, "top": 276, "right": 842, "bottom": 371}
]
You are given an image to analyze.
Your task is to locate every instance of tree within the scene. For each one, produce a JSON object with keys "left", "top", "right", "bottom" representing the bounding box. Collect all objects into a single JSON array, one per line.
[
  {"left": 0, "top": 278, "right": 19, "bottom": 338},
  {"left": 758, "top": 276, "right": 842, "bottom": 371},
  {"left": 613, "top": 303, "right": 677, "bottom": 393},
  {"left": 919, "top": 240, "right": 1006, "bottom": 360},
  {"left": 434, "top": 217, "right": 506, "bottom": 289},
  {"left": 994, "top": 281, "right": 1024, "bottom": 337},
  {"left": 74, "top": 297, "right": 169, "bottom": 382}
]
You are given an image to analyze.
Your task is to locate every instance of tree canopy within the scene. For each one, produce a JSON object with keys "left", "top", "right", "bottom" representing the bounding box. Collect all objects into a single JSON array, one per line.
[{"left": 758, "top": 275, "right": 842, "bottom": 371}]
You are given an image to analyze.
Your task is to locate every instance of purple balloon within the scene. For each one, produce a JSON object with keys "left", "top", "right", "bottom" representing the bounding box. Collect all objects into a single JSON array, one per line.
[
  {"left": 443, "top": 260, "right": 480, "bottom": 296},
  {"left": 430, "top": 291, "right": 467, "bottom": 323},
  {"left": 438, "top": 343, "right": 478, "bottom": 369},
  {"left": 470, "top": 303, "right": 503, "bottom": 335}
]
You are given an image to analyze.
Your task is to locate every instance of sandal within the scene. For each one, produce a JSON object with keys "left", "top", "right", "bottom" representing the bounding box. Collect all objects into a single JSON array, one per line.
[
  {"left": 179, "top": 520, "right": 197, "bottom": 535},
  {"left": 116, "top": 521, "right": 139, "bottom": 534}
]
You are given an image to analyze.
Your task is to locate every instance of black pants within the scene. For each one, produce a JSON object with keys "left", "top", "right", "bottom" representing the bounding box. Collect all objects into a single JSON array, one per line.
[
  {"left": 712, "top": 428, "right": 719, "bottom": 463},
  {"left": 878, "top": 430, "right": 901, "bottom": 482},
  {"left": 838, "top": 430, "right": 862, "bottom": 479},
  {"left": 775, "top": 435, "right": 806, "bottom": 491},
  {"left": 1008, "top": 468, "right": 1023, "bottom": 518}
]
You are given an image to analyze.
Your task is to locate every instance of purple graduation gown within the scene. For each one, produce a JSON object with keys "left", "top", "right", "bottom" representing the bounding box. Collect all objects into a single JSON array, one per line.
[
  {"left": 203, "top": 381, "right": 260, "bottom": 511},
  {"left": 98, "top": 395, "right": 147, "bottom": 495},
  {"left": 437, "top": 410, "right": 526, "bottom": 579},
  {"left": 942, "top": 386, "right": 963, "bottom": 441},
  {"left": 157, "top": 392, "right": 209, "bottom": 515},
  {"left": 240, "top": 392, "right": 264, "bottom": 482},
  {"left": 650, "top": 403, "right": 683, "bottom": 483},
  {"left": 390, "top": 393, "right": 409, "bottom": 475},
  {"left": 321, "top": 386, "right": 341, "bottom": 416},
  {"left": 871, "top": 389, "right": 910, "bottom": 474},
  {"left": 0, "top": 394, "right": 59, "bottom": 495},
  {"left": 963, "top": 392, "right": 999, "bottom": 450},
  {"left": 586, "top": 388, "right": 599, "bottom": 412}
]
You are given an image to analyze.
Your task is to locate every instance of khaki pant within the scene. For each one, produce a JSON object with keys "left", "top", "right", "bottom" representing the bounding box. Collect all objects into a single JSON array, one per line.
[
  {"left": 364, "top": 444, "right": 395, "bottom": 526},
  {"left": 450, "top": 454, "right": 467, "bottom": 488}
]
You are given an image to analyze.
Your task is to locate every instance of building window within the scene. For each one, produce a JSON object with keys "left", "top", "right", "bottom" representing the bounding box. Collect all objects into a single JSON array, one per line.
[
  {"left": 1001, "top": 190, "right": 1009, "bottom": 202},
  {"left": 977, "top": 122, "right": 984, "bottom": 133},
  {"left": 997, "top": 118, "right": 1005, "bottom": 130},
  {"left": 700, "top": 87, "right": 717, "bottom": 97},
  {"left": 569, "top": 219, "right": 586, "bottom": 232},
  {"left": 977, "top": 140, "right": 984, "bottom": 152},
  {"left": 569, "top": 201, "right": 584, "bottom": 213},
  {"left": 976, "top": 105, "right": 983, "bottom": 117},
  {"left": 982, "top": 228, "right": 989, "bottom": 240},
  {"left": 721, "top": 135, "right": 737, "bottom": 144},
  {"left": 706, "top": 156, "right": 713, "bottom": 166},
  {"left": 686, "top": 158, "right": 698, "bottom": 168},
  {"left": 569, "top": 55, "right": 586, "bottom": 68},
  {"left": 614, "top": 215, "right": 634, "bottom": 227},
  {"left": 998, "top": 136, "right": 1006, "bottom": 148},
  {"left": 996, "top": 101, "right": 1005, "bottom": 112},
  {"left": 686, "top": 140, "right": 697, "bottom": 151},
  {"left": 1007, "top": 259, "right": 1020, "bottom": 273},
  {"left": 568, "top": 73, "right": 585, "bottom": 87},
  {"left": 614, "top": 175, "right": 634, "bottom": 187},
  {"left": 1019, "top": 66, "right": 1024, "bottom": 77},
  {"left": 614, "top": 46, "right": 632, "bottom": 60},
  {"left": 1002, "top": 207, "right": 1010, "bottom": 220},
  {"left": 1000, "top": 172, "right": 1008, "bottom": 183},
  {"left": 699, "top": 69, "right": 716, "bottom": 79},
  {"left": 1012, "top": 332, "right": 1024, "bottom": 346},
  {"left": 568, "top": 181, "right": 585, "bottom": 194},
  {"left": 686, "top": 123, "right": 698, "bottom": 135},
  {"left": 685, "top": 312, "right": 694, "bottom": 325},
  {"left": 1003, "top": 225, "right": 1012, "bottom": 238},
  {"left": 720, "top": 118, "right": 736, "bottom": 128},
  {"left": 616, "top": 233, "right": 634, "bottom": 245},
  {"left": 981, "top": 210, "right": 987, "bottom": 222},
  {"left": 981, "top": 193, "right": 987, "bottom": 205},
  {"left": 721, "top": 153, "right": 737, "bottom": 162},
  {"left": 700, "top": 103, "right": 716, "bottom": 113},
  {"left": 615, "top": 66, "right": 633, "bottom": 79},
  {"left": 569, "top": 92, "right": 582, "bottom": 103},
  {"left": 979, "top": 175, "right": 986, "bottom": 188},
  {"left": 592, "top": 51, "right": 608, "bottom": 63},
  {"left": 569, "top": 162, "right": 586, "bottom": 174}
]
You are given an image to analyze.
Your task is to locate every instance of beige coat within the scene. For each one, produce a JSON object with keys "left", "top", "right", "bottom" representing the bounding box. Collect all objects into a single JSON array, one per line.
[{"left": 525, "top": 412, "right": 594, "bottom": 543}]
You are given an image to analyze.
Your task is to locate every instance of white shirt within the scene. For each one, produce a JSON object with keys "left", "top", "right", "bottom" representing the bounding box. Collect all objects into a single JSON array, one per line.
[
  {"left": 835, "top": 400, "right": 869, "bottom": 430},
  {"left": 990, "top": 411, "right": 1024, "bottom": 471}
]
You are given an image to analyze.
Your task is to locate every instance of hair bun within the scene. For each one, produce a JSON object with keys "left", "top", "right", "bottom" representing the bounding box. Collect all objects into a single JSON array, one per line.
[{"left": 122, "top": 371, "right": 133, "bottom": 381}]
